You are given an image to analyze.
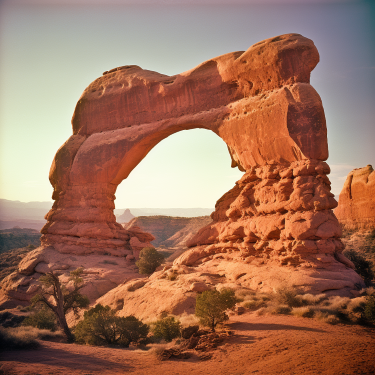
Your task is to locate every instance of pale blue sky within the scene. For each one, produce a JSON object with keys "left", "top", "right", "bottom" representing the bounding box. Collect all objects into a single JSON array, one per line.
[{"left": 0, "top": 0, "right": 374, "bottom": 209}]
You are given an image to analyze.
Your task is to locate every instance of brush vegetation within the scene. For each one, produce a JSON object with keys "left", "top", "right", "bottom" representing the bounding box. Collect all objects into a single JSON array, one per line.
[
  {"left": 75, "top": 304, "right": 149, "bottom": 347},
  {"left": 236, "top": 286, "right": 375, "bottom": 325}
]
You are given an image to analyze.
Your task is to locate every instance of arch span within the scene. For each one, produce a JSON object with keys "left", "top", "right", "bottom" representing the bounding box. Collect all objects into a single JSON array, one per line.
[
  {"left": 0, "top": 34, "right": 366, "bottom": 312},
  {"left": 41, "top": 34, "right": 354, "bottom": 289}
]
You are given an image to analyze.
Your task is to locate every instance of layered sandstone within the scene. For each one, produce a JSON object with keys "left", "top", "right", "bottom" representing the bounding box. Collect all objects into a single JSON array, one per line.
[
  {"left": 335, "top": 165, "right": 375, "bottom": 230},
  {"left": 0, "top": 33, "right": 365, "bottom": 310}
]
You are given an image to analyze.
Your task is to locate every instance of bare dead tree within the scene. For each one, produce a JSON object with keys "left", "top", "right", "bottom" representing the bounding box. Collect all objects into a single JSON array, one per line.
[{"left": 31, "top": 268, "right": 89, "bottom": 342}]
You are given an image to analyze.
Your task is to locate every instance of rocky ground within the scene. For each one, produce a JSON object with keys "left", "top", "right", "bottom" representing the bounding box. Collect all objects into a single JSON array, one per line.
[
  {"left": 1, "top": 312, "right": 374, "bottom": 375},
  {"left": 0, "top": 247, "right": 36, "bottom": 283}
]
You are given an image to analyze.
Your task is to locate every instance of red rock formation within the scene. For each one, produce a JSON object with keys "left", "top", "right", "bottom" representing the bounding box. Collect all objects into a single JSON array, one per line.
[
  {"left": 124, "top": 216, "right": 212, "bottom": 247},
  {"left": 0, "top": 33, "right": 365, "bottom": 310},
  {"left": 335, "top": 165, "right": 375, "bottom": 230},
  {"left": 42, "top": 33, "right": 329, "bottom": 258}
]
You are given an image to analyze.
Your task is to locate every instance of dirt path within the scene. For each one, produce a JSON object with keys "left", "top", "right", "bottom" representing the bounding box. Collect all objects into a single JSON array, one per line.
[{"left": 1, "top": 313, "right": 375, "bottom": 375}]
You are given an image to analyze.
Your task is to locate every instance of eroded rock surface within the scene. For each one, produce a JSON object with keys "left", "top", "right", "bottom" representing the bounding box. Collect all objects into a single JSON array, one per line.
[
  {"left": 0, "top": 33, "right": 365, "bottom": 311},
  {"left": 335, "top": 165, "right": 375, "bottom": 230}
]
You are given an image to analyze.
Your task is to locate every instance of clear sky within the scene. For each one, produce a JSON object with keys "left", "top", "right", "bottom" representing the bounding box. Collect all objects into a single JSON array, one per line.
[{"left": 0, "top": 0, "right": 374, "bottom": 209}]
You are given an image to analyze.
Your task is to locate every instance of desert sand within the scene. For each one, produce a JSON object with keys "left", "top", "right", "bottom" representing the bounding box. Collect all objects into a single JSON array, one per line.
[{"left": 1, "top": 313, "right": 374, "bottom": 375}]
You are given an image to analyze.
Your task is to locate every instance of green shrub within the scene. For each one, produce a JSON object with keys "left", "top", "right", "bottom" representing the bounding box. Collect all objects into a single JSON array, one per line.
[
  {"left": 75, "top": 304, "right": 149, "bottom": 347},
  {"left": 151, "top": 316, "right": 181, "bottom": 342},
  {"left": 136, "top": 247, "right": 164, "bottom": 275},
  {"left": 195, "top": 288, "right": 237, "bottom": 332},
  {"left": 22, "top": 305, "right": 57, "bottom": 331},
  {"left": 343, "top": 250, "right": 374, "bottom": 286}
]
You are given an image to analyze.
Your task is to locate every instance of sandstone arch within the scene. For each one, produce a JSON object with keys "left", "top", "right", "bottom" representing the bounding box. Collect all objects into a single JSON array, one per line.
[
  {"left": 43, "top": 33, "right": 329, "bottom": 256},
  {"left": 0, "top": 34, "right": 365, "bottom": 311}
]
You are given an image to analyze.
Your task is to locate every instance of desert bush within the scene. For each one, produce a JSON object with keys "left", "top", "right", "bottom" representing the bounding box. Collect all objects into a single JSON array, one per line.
[
  {"left": 363, "top": 295, "right": 375, "bottom": 323},
  {"left": 269, "top": 304, "right": 291, "bottom": 315},
  {"left": 299, "top": 293, "right": 326, "bottom": 305},
  {"left": 347, "top": 296, "right": 367, "bottom": 314},
  {"left": 255, "top": 307, "right": 268, "bottom": 316},
  {"left": 22, "top": 304, "right": 57, "bottom": 331},
  {"left": 151, "top": 316, "right": 181, "bottom": 342},
  {"left": 343, "top": 249, "right": 374, "bottom": 286},
  {"left": 75, "top": 304, "right": 149, "bottom": 347},
  {"left": 0, "top": 311, "right": 25, "bottom": 328},
  {"left": 147, "top": 342, "right": 169, "bottom": 356},
  {"left": 365, "top": 229, "right": 375, "bottom": 241},
  {"left": 195, "top": 288, "right": 237, "bottom": 332},
  {"left": 315, "top": 311, "right": 340, "bottom": 325},
  {"left": 273, "top": 286, "right": 302, "bottom": 307},
  {"left": 167, "top": 271, "right": 178, "bottom": 281},
  {"left": 242, "top": 299, "right": 265, "bottom": 311},
  {"left": 324, "top": 296, "right": 351, "bottom": 310},
  {"left": 178, "top": 312, "right": 200, "bottom": 327},
  {"left": 291, "top": 306, "right": 314, "bottom": 318},
  {"left": 136, "top": 247, "right": 164, "bottom": 275},
  {"left": 0, "top": 327, "right": 40, "bottom": 351},
  {"left": 235, "top": 288, "right": 256, "bottom": 301}
]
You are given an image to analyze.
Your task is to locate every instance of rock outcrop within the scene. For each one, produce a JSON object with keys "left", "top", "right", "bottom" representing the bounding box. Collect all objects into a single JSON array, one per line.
[
  {"left": 124, "top": 216, "right": 212, "bottom": 248},
  {"left": 335, "top": 165, "right": 375, "bottom": 230},
  {"left": 0, "top": 33, "right": 365, "bottom": 311}
]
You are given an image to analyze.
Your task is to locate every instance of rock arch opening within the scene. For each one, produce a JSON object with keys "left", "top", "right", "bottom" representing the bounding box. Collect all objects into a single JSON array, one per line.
[{"left": 114, "top": 128, "right": 244, "bottom": 213}]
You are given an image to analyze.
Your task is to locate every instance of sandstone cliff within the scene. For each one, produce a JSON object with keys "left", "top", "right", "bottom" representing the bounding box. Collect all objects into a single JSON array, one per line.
[{"left": 335, "top": 165, "right": 375, "bottom": 230}]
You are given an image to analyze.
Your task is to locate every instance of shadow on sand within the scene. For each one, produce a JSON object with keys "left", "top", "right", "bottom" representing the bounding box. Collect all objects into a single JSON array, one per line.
[
  {"left": 0, "top": 342, "right": 135, "bottom": 373},
  {"left": 230, "top": 321, "right": 326, "bottom": 333}
]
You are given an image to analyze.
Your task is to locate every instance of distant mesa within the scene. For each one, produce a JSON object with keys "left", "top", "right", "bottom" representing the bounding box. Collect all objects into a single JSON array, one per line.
[
  {"left": 335, "top": 165, "right": 375, "bottom": 230},
  {"left": 0, "top": 33, "right": 366, "bottom": 314},
  {"left": 117, "top": 209, "right": 135, "bottom": 223}
]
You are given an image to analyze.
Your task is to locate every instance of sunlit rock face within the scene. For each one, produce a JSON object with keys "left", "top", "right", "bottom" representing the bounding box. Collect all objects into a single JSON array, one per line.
[
  {"left": 0, "top": 34, "right": 365, "bottom": 311},
  {"left": 335, "top": 165, "right": 375, "bottom": 230},
  {"left": 43, "top": 33, "right": 330, "bottom": 257}
]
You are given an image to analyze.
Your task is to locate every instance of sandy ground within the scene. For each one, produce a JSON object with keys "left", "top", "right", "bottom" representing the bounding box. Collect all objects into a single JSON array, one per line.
[{"left": 1, "top": 313, "right": 375, "bottom": 375}]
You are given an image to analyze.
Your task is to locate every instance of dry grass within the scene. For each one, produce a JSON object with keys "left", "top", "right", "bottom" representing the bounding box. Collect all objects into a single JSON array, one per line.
[
  {"left": 178, "top": 313, "right": 200, "bottom": 328},
  {"left": 0, "top": 327, "right": 40, "bottom": 351},
  {"left": 242, "top": 299, "right": 265, "bottom": 311},
  {"left": 268, "top": 304, "right": 291, "bottom": 315},
  {"left": 240, "top": 286, "right": 375, "bottom": 325},
  {"left": 291, "top": 306, "right": 315, "bottom": 318},
  {"left": 147, "top": 340, "right": 179, "bottom": 356},
  {"left": 314, "top": 311, "right": 340, "bottom": 325}
]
